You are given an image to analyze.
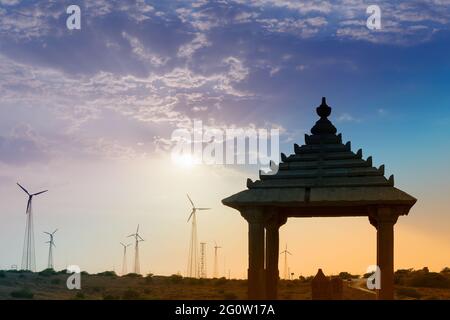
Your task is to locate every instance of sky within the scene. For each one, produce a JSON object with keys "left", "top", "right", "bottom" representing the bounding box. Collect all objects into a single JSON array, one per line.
[{"left": 0, "top": 0, "right": 449, "bottom": 278}]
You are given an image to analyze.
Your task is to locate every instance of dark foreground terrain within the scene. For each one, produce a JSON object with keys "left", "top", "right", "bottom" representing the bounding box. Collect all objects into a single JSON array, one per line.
[{"left": 0, "top": 268, "right": 449, "bottom": 300}]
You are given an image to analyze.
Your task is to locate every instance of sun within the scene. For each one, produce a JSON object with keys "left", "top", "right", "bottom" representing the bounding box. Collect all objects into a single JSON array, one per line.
[{"left": 172, "top": 153, "right": 196, "bottom": 168}]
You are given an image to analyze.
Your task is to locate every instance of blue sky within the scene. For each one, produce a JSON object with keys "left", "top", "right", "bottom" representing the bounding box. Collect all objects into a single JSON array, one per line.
[{"left": 0, "top": 0, "right": 449, "bottom": 275}]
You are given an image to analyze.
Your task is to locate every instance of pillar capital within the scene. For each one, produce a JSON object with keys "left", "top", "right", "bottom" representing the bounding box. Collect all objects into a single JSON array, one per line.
[
  {"left": 240, "top": 207, "right": 265, "bottom": 224},
  {"left": 264, "top": 208, "right": 287, "bottom": 230},
  {"left": 369, "top": 206, "right": 400, "bottom": 229}
]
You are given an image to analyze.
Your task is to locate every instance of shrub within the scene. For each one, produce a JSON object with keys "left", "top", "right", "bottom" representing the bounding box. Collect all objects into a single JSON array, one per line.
[
  {"left": 407, "top": 272, "right": 450, "bottom": 288},
  {"left": 169, "top": 274, "right": 183, "bottom": 284},
  {"left": 0, "top": 271, "right": 6, "bottom": 278},
  {"left": 39, "top": 268, "right": 57, "bottom": 277},
  {"left": 51, "top": 278, "right": 61, "bottom": 285},
  {"left": 396, "top": 287, "right": 422, "bottom": 299},
  {"left": 214, "top": 277, "right": 227, "bottom": 286},
  {"left": 10, "top": 288, "right": 34, "bottom": 299},
  {"left": 223, "top": 292, "right": 237, "bottom": 300},
  {"left": 441, "top": 267, "right": 450, "bottom": 274},
  {"left": 338, "top": 272, "right": 359, "bottom": 280},
  {"left": 96, "top": 271, "right": 117, "bottom": 277},
  {"left": 103, "top": 293, "right": 119, "bottom": 300},
  {"left": 74, "top": 292, "right": 85, "bottom": 300},
  {"left": 124, "top": 273, "right": 142, "bottom": 278},
  {"left": 122, "top": 289, "right": 141, "bottom": 300}
]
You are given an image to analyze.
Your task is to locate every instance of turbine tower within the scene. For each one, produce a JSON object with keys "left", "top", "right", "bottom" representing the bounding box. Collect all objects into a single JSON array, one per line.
[
  {"left": 280, "top": 244, "right": 292, "bottom": 280},
  {"left": 213, "top": 241, "right": 221, "bottom": 278},
  {"left": 120, "top": 242, "right": 131, "bottom": 275},
  {"left": 128, "top": 225, "right": 144, "bottom": 274},
  {"left": 17, "top": 183, "right": 48, "bottom": 272},
  {"left": 186, "top": 194, "right": 210, "bottom": 278},
  {"left": 44, "top": 229, "right": 57, "bottom": 270},
  {"left": 199, "top": 242, "right": 207, "bottom": 278}
]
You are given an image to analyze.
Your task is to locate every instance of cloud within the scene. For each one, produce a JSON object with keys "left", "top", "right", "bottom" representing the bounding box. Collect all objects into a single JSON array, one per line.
[
  {"left": 177, "top": 33, "right": 211, "bottom": 59},
  {"left": 0, "top": 124, "right": 49, "bottom": 165},
  {"left": 336, "top": 113, "right": 361, "bottom": 123}
]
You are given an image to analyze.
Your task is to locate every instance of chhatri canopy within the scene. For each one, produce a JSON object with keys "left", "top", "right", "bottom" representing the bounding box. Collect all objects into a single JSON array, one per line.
[{"left": 222, "top": 97, "right": 416, "bottom": 216}]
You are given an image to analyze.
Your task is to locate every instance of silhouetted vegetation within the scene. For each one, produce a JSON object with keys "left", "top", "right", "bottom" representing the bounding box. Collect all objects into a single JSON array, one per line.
[
  {"left": 214, "top": 277, "right": 227, "bottom": 286},
  {"left": 338, "top": 272, "right": 359, "bottom": 280},
  {"left": 124, "top": 272, "right": 142, "bottom": 278},
  {"left": 396, "top": 287, "right": 422, "bottom": 299},
  {"left": 223, "top": 292, "right": 237, "bottom": 300},
  {"left": 122, "top": 289, "right": 141, "bottom": 300},
  {"left": 96, "top": 271, "right": 117, "bottom": 277},
  {"left": 168, "top": 274, "right": 183, "bottom": 284},
  {"left": 395, "top": 268, "right": 450, "bottom": 288},
  {"left": 0, "top": 271, "right": 5, "bottom": 278},
  {"left": 38, "top": 268, "right": 57, "bottom": 277},
  {"left": 10, "top": 288, "right": 34, "bottom": 299}
]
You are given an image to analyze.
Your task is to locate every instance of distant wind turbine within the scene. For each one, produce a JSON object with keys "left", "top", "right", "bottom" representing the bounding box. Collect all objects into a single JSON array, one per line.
[
  {"left": 128, "top": 225, "right": 144, "bottom": 274},
  {"left": 17, "top": 183, "right": 48, "bottom": 272},
  {"left": 186, "top": 194, "right": 210, "bottom": 278},
  {"left": 280, "top": 244, "right": 292, "bottom": 280},
  {"left": 44, "top": 229, "right": 57, "bottom": 270},
  {"left": 213, "top": 241, "right": 221, "bottom": 278},
  {"left": 120, "top": 242, "right": 131, "bottom": 275}
]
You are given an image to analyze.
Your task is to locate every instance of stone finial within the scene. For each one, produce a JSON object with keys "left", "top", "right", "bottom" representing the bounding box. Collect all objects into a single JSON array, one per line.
[
  {"left": 310, "top": 97, "right": 337, "bottom": 136},
  {"left": 317, "top": 97, "right": 332, "bottom": 118}
]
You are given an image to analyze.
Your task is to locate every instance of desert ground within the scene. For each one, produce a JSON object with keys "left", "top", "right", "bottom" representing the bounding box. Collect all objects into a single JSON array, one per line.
[{"left": 0, "top": 268, "right": 449, "bottom": 300}]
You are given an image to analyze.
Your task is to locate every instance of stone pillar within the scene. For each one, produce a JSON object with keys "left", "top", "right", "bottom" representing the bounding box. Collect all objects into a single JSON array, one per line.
[
  {"left": 265, "top": 212, "right": 287, "bottom": 299},
  {"left": 369, "top": 207, "right": 399, "bottom": 300},
  {"left": 242, "top": 208, "right": 266, "bottom": 299}
]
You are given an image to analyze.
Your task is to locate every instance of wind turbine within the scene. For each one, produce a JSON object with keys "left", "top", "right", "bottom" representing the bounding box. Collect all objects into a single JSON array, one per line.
[
  {"left": 17, "top": 183, "right": 48, "bottom": 272},
  {"left": 128, "top": 225, "right": 144, "bottom": 274},
  {"left": 280, "top": 244, "right": 292, "bottom": 280},
  {"left": 44, "top": 229, "right": 57, "bottom": 270},
  {"left": 120, "top": 242, "right": 131, "bottom": 275},
  {"left": 213, "top": 241, "right": 221, "bottom": 278},
  {"left": 186, "top": 194, "right": 210, "bottom": 278}
]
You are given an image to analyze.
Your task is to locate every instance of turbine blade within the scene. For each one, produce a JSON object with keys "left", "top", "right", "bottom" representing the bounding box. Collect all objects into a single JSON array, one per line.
[
  {"left": 187, "top": 210, "right": 195, "bottom": 222},
  {"left": 186, "top": 194, "right": 195, "bottom": 208},
  {"left": 127, "top": 234, "right": 135, "bottom": 238},
  {"left": 52, "top": 229, "right": 58, "bottom": 234},
  {"left": 33, "top": 190, "right": 48, "bottom": 196},
  {"left": 138, "top": 235, "right": 144, "bottom": 241},
  {"left": 136, "top": 224, "right": 139, "bottom": 233},
  {"left": 17, "top": 183, "right": 30, "bottom": 195},
  {"left": 44, "top": 231, "right": 51, "bottom": 235},
  {"left": 197, "top": 208, "right": 211, "bottom": 210},
  {"left": 26, "top": 198, "right": 31, "bottom": 213},
  {"left": 120, "top": 242, "right": 125, "bottom": 247}
]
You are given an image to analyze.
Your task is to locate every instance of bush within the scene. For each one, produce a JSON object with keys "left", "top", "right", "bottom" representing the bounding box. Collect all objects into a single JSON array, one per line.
[
  {"left": 122, "top": 289, "right": 141, "bottom": 300},
  {"left": 223, "top": 292, "right": 237, "bottom": 300},
  {"left": 169, "top": 274, "right": 183, "bottom": 284},
  {"left": 396, "top": 287, "right": 422, "bottom": 299},
  {"left": 96, "top": 271, "right": 117, "bottom": 277},
  {"left": 338, "top": 272, "right": 359, "bottom": 280},
  {"left": 408, "top": 272, "right": 450, "bottom": 288},
  {"left": 214, "top": 277, "right": 227, "bottom": 286},
  {"left": 103, "top": 293, "right": 119, "bottom": 300},
  {"left": 0, "top": 271, "right": 5, "bottom": 278},
  {"left": 74, "top": 292, "right": 85, "bottom": 300},
  {"left": 441, "top": 267, "right": 450, "bottom": 274},
  {"left": 39, "top": 268, "right": 57, "bottom": 277},
  {"left": 10, "top": 288, "right": 34, "bottom": 299},
  {"left": 51, "top": 278, "right": 61, "bottom": 285},
  {"left": 124, "top": 273, "right": 142, "bottom": 278}
]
